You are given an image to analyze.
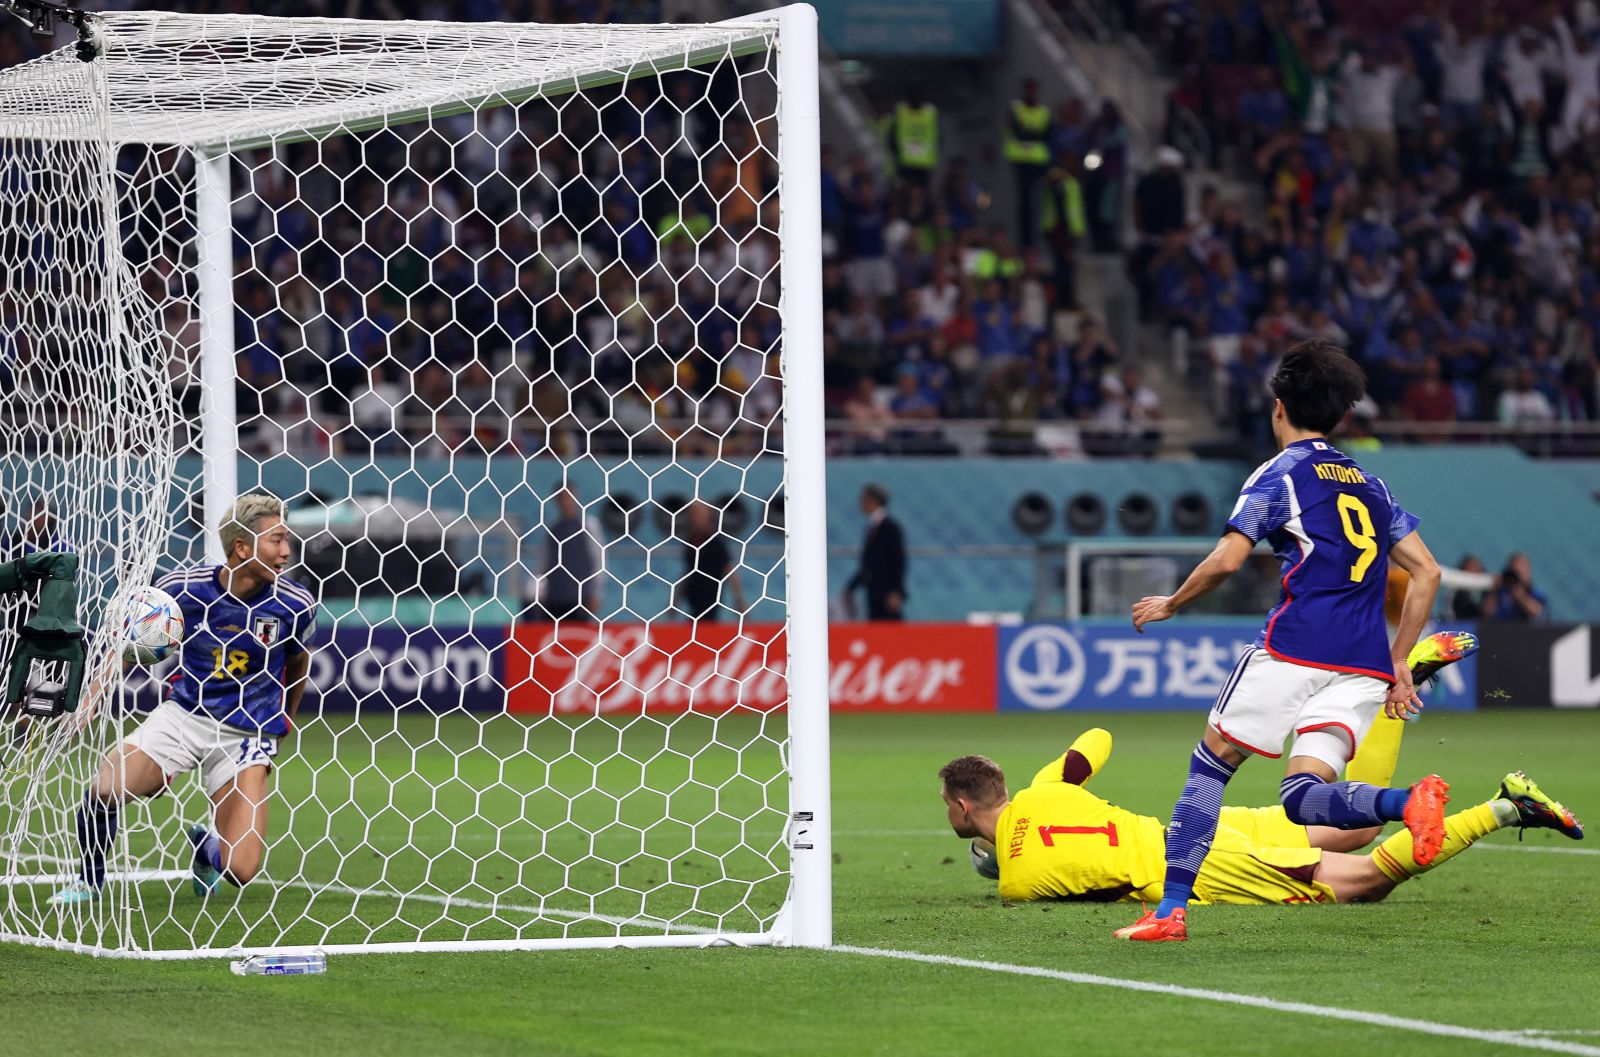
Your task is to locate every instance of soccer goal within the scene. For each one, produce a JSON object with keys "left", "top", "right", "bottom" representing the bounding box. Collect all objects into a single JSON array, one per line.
[{"left": 0, "top": 4, "right": 830, "bottom": 958}]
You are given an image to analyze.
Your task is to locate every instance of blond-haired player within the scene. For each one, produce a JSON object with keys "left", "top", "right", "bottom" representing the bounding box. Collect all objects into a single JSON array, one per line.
[{"left": 50, "top": 494, "right": 317, "bottom": 904}]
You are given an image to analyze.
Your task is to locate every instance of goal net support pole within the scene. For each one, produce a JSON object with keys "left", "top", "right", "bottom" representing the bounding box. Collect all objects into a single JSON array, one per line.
[
  {"left": 193, "top": 147, "right": 239, "bottom": 564},
  {"left": 770, "top": 3, "right": 831, "bottom": 950}
]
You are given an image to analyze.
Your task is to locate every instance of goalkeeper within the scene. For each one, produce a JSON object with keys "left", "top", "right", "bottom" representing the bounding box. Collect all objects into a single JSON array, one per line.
[
  {"left": 50, "top": 494, "right": 318, "bottom": 905},
  {"left": 944, "top": 634, "right": 1584, "bottom": 911},
  {"left": 944, "top": 729, "right": 1582, "bottom": 909}
]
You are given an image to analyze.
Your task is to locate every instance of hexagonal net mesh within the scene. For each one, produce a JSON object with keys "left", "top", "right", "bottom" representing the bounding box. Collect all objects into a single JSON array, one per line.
[{"left": 0, "top": 9, "right": 829, "bottom": 957}]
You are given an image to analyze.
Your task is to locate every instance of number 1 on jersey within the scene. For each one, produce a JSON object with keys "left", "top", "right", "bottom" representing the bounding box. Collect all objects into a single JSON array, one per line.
[
  {"left": 1336, "top": 494, "right": 1377, "bottom": 583},
  {"left": 1037, "top": 822, "right": 1119, "bottom": 847}
]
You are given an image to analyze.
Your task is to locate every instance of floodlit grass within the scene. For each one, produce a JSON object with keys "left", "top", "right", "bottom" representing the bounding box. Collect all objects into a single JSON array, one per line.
[{"left": 2, "top": 710, "right": 1597, "bottom": 1057}]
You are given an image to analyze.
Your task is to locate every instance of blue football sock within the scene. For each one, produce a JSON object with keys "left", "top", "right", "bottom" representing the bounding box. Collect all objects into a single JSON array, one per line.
[
  {"left": 75, "top": 795, "right": 118, "bottom": 889},
  {"left": 1280, "top": 773, "right": 1409, "bottom": 827},
  {"left": 1158, "top": 742, "right": 1237, "bottom": 917},
  {"left": 199, "top": 831, "right": 223, "bottom": 874}
]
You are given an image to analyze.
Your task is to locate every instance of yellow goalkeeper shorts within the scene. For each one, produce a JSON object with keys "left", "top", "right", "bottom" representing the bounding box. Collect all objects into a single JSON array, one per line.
[
  {"left": 1218, "top": 805, "right": 1311, "bottom": 850},
  {"left": 1191, "top": 825, "right": 1335, "bottom": 906}
]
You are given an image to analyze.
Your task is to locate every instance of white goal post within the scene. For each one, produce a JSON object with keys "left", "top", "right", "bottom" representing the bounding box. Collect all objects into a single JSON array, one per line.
[{"left": 0, "top": 4, "right": 830, "bottom": 957}]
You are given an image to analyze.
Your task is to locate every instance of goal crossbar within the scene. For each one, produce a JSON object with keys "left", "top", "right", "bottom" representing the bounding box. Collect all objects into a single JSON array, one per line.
[{"left": 0, "top": 12, "right": 780, "bottom": 150}]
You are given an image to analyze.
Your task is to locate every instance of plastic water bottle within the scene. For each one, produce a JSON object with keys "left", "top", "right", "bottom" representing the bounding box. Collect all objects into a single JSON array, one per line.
[{"left": 230, "top": 953, "right": 326, "bottom": 976}]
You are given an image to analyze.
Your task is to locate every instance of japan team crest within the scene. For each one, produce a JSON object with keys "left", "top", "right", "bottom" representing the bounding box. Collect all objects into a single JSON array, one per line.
[{"left": 252, "top": 616, "right": 282, "bottom": 646}]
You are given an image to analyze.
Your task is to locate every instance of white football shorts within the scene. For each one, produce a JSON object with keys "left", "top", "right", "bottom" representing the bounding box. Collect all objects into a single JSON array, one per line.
[
  {"left": 125, "top": 701, "right": 278, "bottom": 797},
  {"left": 1207, "top": 645, "right": 1388, "bottom": 770}
]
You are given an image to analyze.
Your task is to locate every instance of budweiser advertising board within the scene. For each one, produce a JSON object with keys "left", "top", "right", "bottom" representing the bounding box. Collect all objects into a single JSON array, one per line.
[{"left": 504, "top": 622, "right": 997, "bottom": 714}]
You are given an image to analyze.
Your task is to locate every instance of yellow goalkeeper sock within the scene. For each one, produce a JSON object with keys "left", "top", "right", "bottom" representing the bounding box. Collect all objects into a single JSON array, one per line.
[
  {"left": 1067, "top": 727, "right": 1113, "bottom": 774},
  {"left": 1370, "top": 801, "right": 1514, "bottom": 882},
  {"left": 1347, "top": 712, "right": 1406, "bottom": 788}
]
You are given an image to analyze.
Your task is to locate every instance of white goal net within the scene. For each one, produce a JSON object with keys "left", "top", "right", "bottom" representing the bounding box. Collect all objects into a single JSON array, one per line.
[{"left": 0, "top": 5, "right": 830, "bottom": 958}]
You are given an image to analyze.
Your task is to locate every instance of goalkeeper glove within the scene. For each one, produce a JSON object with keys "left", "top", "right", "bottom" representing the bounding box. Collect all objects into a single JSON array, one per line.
[{"left": 1, "top": 552, "right": 85, "bottom": 717}]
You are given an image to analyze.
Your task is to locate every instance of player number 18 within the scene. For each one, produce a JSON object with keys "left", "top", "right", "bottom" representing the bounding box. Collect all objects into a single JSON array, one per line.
[
  {"left": 211, "top": 648, "right": 250, "bottom": 678},
  {"left": 1336, "top": 494, "right": 1378, "bottom": 583}
]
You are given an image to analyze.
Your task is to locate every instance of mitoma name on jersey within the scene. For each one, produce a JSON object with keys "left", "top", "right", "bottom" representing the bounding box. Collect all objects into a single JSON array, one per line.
[{"left": 1311, "top": 463, "right": 1367, "bottom": 484}]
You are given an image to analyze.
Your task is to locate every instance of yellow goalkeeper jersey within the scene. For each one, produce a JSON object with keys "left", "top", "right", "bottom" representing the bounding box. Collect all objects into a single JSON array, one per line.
[{"left": 994, "top": 732, "right": 1168, "bottom": 903}]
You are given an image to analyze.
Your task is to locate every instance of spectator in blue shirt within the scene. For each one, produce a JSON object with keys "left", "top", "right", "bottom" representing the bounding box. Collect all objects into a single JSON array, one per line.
[
  {"left": 846, "top": 173, "right": 888, "bottom": 259},
  {"left": 1049, "top": 96, "right": 1091, "bottom": 163},
  {"left": 845, "top": 173, "right": 895, "bottom": 302},
  {"left": 819, "top": 144, "right": 845, "bottom": 238},
  {"left": 1445, "top": 303, "right": 1494, "bottom": 418},
  {"left": 1491, "top": 302, "right": 1531, "bottom": 364},
  {"left": 1383, "top": 326, "right": 1429, "bottom": 404},
  {"left": 940, "top": 156, "right": 988, "bottom": 233},
  {"left": 1237, "top": 67, "right": 1291, "bottom": 148},
  {"left": 883, "top": 289, "right": 937, "bottom": 364},
  {"left": 974, "top": 281, "right": 1024, "bottom": 361},
  {"left": 1067, "top": 318, "right": 1118, "bottom": 415},
  {"left": 1026, "top": 334, "right": 1073, "bottom": 418},
  {"left": 888, "top": 363, "right": 939, "bottom": 421},
  {"left": 1283, "top": 223, "right": 1326, "bottom": 304},
  {"left": 1346, "top": 206, "right": 1400, "bottom": 267},
  {"left": 917, "top": 332, "right": 957, "bottom": 414},
  {"left": 1204, "top": 252, "right": 1258, "bottom": 338}
]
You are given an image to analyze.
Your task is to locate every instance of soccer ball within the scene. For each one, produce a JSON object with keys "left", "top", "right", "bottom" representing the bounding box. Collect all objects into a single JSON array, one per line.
[
  {"left": 969, "top": 837, "right": 1000, "bottom": 880},
  {"left": 121, "top": 586, "right": 184, "bottom": 665}
]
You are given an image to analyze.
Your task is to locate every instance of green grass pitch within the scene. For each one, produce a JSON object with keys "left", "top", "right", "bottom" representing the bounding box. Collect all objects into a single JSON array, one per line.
[{"left": 2, "top": 709, "right": 1596, "bottom": 1057}]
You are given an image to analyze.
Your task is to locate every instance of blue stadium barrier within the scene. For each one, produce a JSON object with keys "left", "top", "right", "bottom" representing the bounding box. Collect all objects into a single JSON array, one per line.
[{"left": 44, "top": 450, "right": 1596, "bottom": 624}]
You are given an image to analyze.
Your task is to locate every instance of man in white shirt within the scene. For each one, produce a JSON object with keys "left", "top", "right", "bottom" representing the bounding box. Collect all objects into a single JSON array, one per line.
[
  {"left": 1338, "top": 47, "right": 1402, "bottom": 181},
  {"left": 1497, "top": 366, "right": 1556, "bottom": 427},
  {"left": 1501, "top": 28, "right": 1558, "bottom": 111},
  {"left": 1436, "top": 19, "right": 1488, "bottom": 129},
  {"left": 1553, "top": 16, "right": 1600, "bottom": 152},
  {"left": 1096, "top": 365, "right": 1163, "bottom": 455}
]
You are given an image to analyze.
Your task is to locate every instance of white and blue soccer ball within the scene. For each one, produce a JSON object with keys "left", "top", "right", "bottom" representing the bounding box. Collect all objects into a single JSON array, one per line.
[
  {"left": 121, "top": 586, "right": 184, "bottom": 665},
  {"left": 970, "top": 837, "right": 1000, "bottom": 880}
]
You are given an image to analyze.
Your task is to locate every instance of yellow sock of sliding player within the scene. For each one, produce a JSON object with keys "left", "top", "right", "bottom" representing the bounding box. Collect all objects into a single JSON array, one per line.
[
  {"left": 1370, "top": 802, "right": 1513, "bottom": 882},
  {"left": 1347, "top": 712, "right": 1406, "bottom": 788}
]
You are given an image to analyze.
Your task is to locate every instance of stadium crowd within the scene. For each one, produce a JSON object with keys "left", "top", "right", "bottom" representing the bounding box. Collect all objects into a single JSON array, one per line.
[
  {"left": 5, "top": 0, "right": 795, "bottom": 461},
  {"left": 13, "top": 0, "right": 1600, "bottom": 459},
  {"left": 0, "top": 0, "right": 1151, "bottom": 460},
  {"left": 1132, "top": 0, "right": 1600, "bottom": 447}
]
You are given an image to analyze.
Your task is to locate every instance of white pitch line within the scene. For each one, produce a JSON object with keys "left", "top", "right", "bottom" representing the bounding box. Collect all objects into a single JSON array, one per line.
[
  {"left": 1512, "top": 1033, "right": 1600, "bottom": 1038},
  {"left": 275, "top": 877, "right": 724, "bottom": 937},
  {"left": 832, "top": 945, "right": 1600, "bottom": 1057},
  {"left": 4, "top": 853, "right": 732, "bottom": 938},
  {"left": 1474, "top": 844, "right": 1600, "bottom": 857},
  {"left": 1, "top": 867, "right": 185, "bottom": 887}
]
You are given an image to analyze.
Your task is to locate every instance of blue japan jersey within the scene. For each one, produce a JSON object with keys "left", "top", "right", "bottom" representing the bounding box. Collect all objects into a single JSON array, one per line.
[
  {"left": 1227, "top": 439, "right": 1419, "bottom": 682},
  {"left": 154, "top": 565, "right": 319, "bottom": 735}
]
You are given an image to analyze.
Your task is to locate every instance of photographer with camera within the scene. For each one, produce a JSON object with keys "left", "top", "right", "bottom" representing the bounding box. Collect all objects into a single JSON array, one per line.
[{"left": 1490, "top": 552, "right": 1549, "bottom": 622}]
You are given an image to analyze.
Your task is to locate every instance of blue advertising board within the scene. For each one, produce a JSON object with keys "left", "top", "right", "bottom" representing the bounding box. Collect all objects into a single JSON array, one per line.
[
  {"left": 998, "top": 623, "right": 1478, "bottom": 712},
  {"left": 303, "top": 624, "right": 507, "bottom": 714}
]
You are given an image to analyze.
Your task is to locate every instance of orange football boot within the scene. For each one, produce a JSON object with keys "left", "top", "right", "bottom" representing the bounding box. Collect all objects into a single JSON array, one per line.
[
  {"left": 1404, "top": 774, "right": 1450, "bottom": 865},
  {"left": 1113, "top": 907, "right": 1188, "bottom": 942}
]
